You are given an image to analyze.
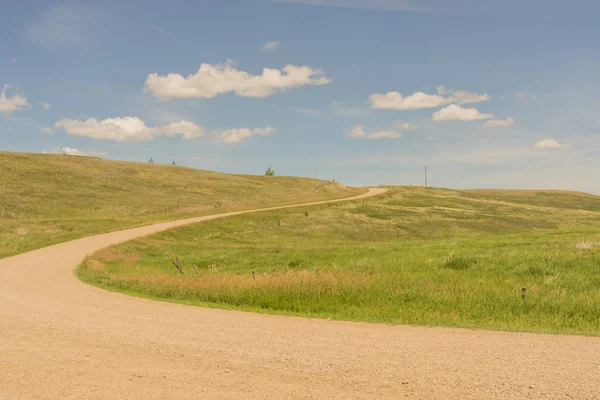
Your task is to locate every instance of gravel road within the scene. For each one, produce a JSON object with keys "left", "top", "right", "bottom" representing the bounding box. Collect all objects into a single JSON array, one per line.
[{"left": 1, "top": 188, "right": 599, "bottom": 399}]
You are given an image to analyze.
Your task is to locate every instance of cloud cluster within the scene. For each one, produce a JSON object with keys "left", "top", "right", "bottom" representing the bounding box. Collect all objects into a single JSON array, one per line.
[
  {"left": 348, "top": 126, "right": 401, "bottom": 140},
  {"left": 52, "top": 116, "right": 276, "bottom": 144},
  {"left": 533, "top": 139, "right": 570, "bottom": 150},
  {"left": 145, "top": 61, "right": 331, "bottom": 100},
  {"left": 432, "top": 104, "right": 493, "bottom": 121},
  {"left": 369, "top": 85, "right": 489, "bottom": 110},
  {"left": 369, "top": 91, "right": 448, "bottom": 110},
  {"left": 0, "top": 85, "right": 29, "bottom": 115},
  {"left": 54, "top": 117, "right": 205, "bottom": 142},
  {"left": 216, "top": 126, "right": 278, "bottom": 144}
]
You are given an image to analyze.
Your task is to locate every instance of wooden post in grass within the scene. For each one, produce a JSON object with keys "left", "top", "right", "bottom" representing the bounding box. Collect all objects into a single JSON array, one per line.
[
  {"left": 277, "top": 219, "right": 280, "bottom": 226},
  {"left": 522, "top": 287, "right": 527, "bottom": 300},
  {"left": 172, "top": 257, "right": 184, "bottom": 274},
  {"left": 252, "top": 270, "right": 256, "bottom": 280},
  {"left": 193, "top": 264, "right": 200, "bottom": 276}
]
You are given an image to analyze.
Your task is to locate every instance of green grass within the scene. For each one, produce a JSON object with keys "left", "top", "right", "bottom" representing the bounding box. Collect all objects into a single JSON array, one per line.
[
  {"left": 0, "top": 152, "right": 363, "bottom": 258},
  {"left": 79, "top": 186, "right": 600, "bottom": 335}
]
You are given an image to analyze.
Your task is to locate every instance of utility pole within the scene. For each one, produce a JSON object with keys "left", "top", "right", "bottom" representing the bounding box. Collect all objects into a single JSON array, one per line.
[{"left": 424, "top": 165, "right": 428, "bottom": 188}]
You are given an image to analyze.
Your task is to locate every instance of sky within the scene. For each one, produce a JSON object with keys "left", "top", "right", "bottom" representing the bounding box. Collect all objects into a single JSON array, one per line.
[{"left": 1, "top": 0, "right": 600, "bottom": 193}]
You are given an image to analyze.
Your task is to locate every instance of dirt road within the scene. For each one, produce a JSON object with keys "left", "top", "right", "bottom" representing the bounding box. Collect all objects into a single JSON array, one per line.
[{"left": 1, "top": 188, "right": 599, "bottom": 399}]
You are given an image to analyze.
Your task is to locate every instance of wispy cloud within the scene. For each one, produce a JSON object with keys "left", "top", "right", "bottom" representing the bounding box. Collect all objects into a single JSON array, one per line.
[
  {"left": 9, "top": 58, "right": 16, "bottom": 65},
  {"left": 41, "top": 102, "right": 51, "bottom": 110},
  {"left": 348, "top": 126, "right": 401, "bottom": 140},
  {"left": 290, "top": 107, "right": 321, "bottom": 116},
  {"left": 395, "top": 121, "right": 417, "bottom": 130},
  {"left": 215, "top": 127, "right": 278, "bottom": 144},
  {"left": 267, "top": 0, "right": 432, "bottom": 12},
  {"left": 533, "top": 138, "right": 570, "bottom": 150},
  {"left": 262, "top": 40, "right": 280, "bottom": 51},
  {"left": 515, "top": 90, "right": 538, "bottom": 100},
  {"left": 483, "top": 117, "right": 514, "bottom": 128},
  {"left": 24, "top": 5, "right": 104, "bottom": 49},
  {"left": 289, "top": 102, "right": 369, "bottom": 118},
  {"left": 331, "top": 101, "right": 370, "bottom": 118}
]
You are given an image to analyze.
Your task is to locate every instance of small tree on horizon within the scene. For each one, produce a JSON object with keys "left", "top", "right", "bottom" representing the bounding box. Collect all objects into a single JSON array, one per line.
[
  {"left": 149, "top": 157, "right": 154, "bottom": 164},
  {"left": 265, "top": 166, "right": 275, "bottom": 176}
]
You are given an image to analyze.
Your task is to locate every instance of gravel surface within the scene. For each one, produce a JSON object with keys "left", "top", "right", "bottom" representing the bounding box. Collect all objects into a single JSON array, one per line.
[{"left": 1, "top": 188, "right": 599, "bottom": 399}]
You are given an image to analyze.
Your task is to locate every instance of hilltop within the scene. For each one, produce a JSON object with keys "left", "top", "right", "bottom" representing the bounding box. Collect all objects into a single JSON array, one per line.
[{"left": 0, "top": 152, "right": 362, "bottom": 258}]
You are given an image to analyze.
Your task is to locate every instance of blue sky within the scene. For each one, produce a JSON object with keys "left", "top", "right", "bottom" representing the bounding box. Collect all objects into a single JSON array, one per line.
[{"left": 1, "top": 0, "right": 600, "bottom": 192}]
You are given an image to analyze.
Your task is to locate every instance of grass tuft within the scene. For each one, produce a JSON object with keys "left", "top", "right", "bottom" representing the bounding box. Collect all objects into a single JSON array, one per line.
[{"left": 443, "top": 255, "right": 476, "bottom": 271}]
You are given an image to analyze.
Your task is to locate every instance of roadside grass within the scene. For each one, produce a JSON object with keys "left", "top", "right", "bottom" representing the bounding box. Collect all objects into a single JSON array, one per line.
[
  {"left": 79, "top": 186, "right": 600, "bottom": 335},
  {"left": 0, "top": 152, "right": 362, "bottom": 258}
]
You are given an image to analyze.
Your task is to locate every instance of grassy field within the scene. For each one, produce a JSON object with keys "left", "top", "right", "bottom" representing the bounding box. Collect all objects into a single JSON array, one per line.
[
  {"left": 79, "top": 186, "right": 600, "bottom": 335},
  {"left": 0, "top": 152, "right": 362, "bottom": 258}
]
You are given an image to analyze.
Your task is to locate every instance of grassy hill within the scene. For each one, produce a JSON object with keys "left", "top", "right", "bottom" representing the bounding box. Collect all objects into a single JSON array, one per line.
[
  {"left": 0, "top": 152, "right": 363, "bottom": 258},
  {"left": 80, "top": 186, "right": 600, "bottom": 335}
]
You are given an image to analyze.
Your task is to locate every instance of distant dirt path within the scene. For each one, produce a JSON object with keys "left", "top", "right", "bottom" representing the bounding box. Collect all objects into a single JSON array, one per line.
[{"left": 1, "top": 187, "right": 599, "bottom": 399}]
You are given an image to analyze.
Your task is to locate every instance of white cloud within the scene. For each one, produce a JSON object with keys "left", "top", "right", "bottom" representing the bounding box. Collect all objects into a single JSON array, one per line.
[
  {"left": 395, "top": 121, "right": 417, "bottom": 130},
  {"left": 40, "top": 127, "right": 53, "bottom": 134},
  {"left": 483, "top": 117, "right": 514, "bottom": 128},
  {"left": 42, "top": 102, "right": 51, "bottom": 110},
  {"left": 144, "top": 61, "right": 331, "bottom": 100},
  {"left": 348, "top": 126, "right": 402, "bottom": 140},
  {"left": 9, "top": 58, "right": 17, "bottom": 65},
  {"left": 533, "top": 139, "right": 570, "bottom": 150},
  {"left": 432, "top": 104, "right": 494, "bottom": 122},
  {"left": 54, "top": 117, "right": 205, "bottom": 142},
  {"left": 370, "top": 86, "right": 490, "bottom": 110},
  {"left": 262, "top": 41, "right": 280, "bottom": 51},
  {"left": 370, "top": 91, "right": 450, "bottom": 110},
  {"left": 216, "top": 127, "right": 278, "bottom": 144},
  {"left": 0, "top": 85, "right": 30, "bottom": 115}
]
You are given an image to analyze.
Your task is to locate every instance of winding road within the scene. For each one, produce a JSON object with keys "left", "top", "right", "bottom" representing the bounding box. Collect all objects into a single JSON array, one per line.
[{"left": 1, "top": 187, "right": 599, "bottom": 399}]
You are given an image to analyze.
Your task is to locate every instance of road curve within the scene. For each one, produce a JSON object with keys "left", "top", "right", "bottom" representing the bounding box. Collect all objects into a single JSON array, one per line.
[{"left": 1, "top": 187, "right": 599, "bottom": 399}]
